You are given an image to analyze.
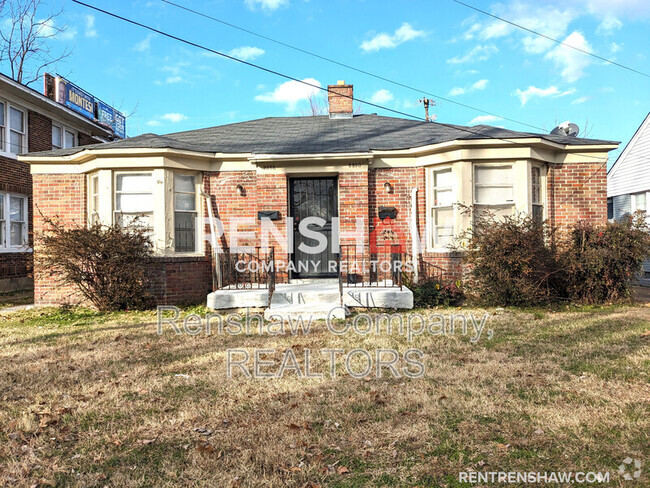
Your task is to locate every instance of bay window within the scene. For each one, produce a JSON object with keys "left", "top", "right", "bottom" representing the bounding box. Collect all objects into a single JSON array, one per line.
[
  {"left": 174, "top": 174, "right": 197, "bottom": 252},
  {"left": 114, "top": 173, "right": 153, "bottom": 237},
  {"left": 89, "top": 174, "right": 100, "bottom": 225},
  {"left": 0, "top": 192, "right": 28, "bottom": 250},
  {"left": 430, "top": 167, "right": 454, "bottom": 248},
  {"left": 474, "top": 164, "right": 514, "bottom": 220}
]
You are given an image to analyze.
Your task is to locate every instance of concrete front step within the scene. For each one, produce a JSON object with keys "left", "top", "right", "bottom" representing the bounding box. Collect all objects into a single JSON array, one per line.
[{"left": 263, "top": 303, "right": 347, "bottom": 321}]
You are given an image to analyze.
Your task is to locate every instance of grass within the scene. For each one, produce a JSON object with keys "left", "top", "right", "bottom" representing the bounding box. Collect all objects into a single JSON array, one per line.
[
  {"left": 0, "top": 289, "right": 34, "bottom": 310},
  {"left": 0, "top": 304, "right": 648, "bottom": 487}
]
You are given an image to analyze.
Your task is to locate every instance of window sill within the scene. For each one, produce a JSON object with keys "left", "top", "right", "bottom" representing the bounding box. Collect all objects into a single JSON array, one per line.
[
  {"left": 0, "top": 150, "right": 19, "bottom": 159},
  {"left": 0, "top": 247, "right": 33, "bottom": 254}
]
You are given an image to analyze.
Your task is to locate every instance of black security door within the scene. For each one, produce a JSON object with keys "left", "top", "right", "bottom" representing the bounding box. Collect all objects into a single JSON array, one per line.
[{"left": 289, "top": 177, "right": 338, "bottom": 278}]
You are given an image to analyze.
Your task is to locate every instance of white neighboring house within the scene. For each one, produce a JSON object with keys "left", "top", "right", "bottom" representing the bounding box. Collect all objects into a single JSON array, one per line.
[{"left": 607, "top": 112, "right": 650, "bottom": 285}]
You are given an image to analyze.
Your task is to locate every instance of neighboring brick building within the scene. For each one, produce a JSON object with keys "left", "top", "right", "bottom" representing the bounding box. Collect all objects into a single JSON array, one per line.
[
  {"left": 20, "top": 81, "right": 619, "bottom": 307},
  {"left": 0, "top": 73, "right": 113, "bottom": 292}
]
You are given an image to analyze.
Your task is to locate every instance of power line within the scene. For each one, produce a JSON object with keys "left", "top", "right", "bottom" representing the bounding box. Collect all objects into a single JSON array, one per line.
[
  {"left": 71, "top": 0, "right": 615, "bottom": 163},
  {"left": 453, "top": 0, "right": 650, "bottom": 79},
  {"left": 160, "top": 0, "right": 548, "bottom": 132}
]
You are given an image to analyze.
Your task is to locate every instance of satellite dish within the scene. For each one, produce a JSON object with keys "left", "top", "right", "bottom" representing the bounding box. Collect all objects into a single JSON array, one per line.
[{"left": 550, "top": 120, "right": 580, "bottom": 137}]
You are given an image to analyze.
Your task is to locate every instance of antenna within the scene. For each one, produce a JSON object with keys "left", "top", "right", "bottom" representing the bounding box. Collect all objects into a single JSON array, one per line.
[{"left": 418, "top": 98, "right": 436, "bottom": 122}]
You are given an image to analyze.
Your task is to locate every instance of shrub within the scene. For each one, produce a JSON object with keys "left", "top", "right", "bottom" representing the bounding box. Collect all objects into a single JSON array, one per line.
[
  {"left": 405, "top": 277, "right": 465, "bottom": 308},
  {"left": 38, "top": 217, "right": 154, "bottom": 311},
  {"left": 459, "top": 210, "right": 562, "bottom": 306},
  {"left": 559, "top": 213, "right": 650, "bottom": 303}
]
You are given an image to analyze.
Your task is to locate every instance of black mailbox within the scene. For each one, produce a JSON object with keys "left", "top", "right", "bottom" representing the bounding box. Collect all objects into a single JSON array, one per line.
[
  {"left": 258, "top": 210, "right": 280, "bottom": 221},
  {"left": 378, "top": 206, "right": 397, "bottom": 220}
]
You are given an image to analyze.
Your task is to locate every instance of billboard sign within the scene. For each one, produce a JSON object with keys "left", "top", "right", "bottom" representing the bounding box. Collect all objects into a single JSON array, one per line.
[
  {"left": 96, "top": 100, "right": 126, "bottom": 139},
  {"left": 56, "top": 77, "right": 95, "bottom": 120}
]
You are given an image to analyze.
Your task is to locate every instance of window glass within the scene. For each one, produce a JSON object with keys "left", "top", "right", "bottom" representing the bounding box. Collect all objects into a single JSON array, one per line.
[
  {"left": 532, "top": 167, "right": 541, "bottom": 204},
  {"left": 174, "top": 174, "right": 197, "bottom": 252},
  {"left": 64, "top": 130, "right": 75, "bottom": 148},
  {"left": 0, "top": 194, "right": 4, "bottom": 246},
  {"left": 430, "top": 168, "right": 454, "bottom": 248},
  {"left": 9, "top": 195, "right": 25, "bottom": 246},
  {"left": 633, "top": 192, "right": 646, "bottom": 211},
  {"left": 9, "top": 107, "right": 23, "bottom": 132},
  {"left": 52, "top": 125, "right": 62, "bottom": 149},
  {"left": 115, "top": 174, "right": 154, "bottom": 239},
  {"left": 0, "top": 102, "right": 4, "bottom": 126}
]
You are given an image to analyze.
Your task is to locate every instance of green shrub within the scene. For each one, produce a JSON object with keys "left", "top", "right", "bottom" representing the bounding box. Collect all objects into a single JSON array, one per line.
[
  {"left": 38, "top": 216, "right": 154, "bottom": 311},
  {"left": 559, "top": 213, "right": 650, "bottom": 303}
]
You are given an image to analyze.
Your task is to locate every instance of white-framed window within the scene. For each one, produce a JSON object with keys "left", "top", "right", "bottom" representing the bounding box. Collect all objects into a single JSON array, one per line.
[
  {"left": 174, "top": 174, "right": 197, "bottom": 253},
  {"left": 89, "top": 174, "right": 100, "bottom": 225},
  {"left": 0, "top": 101, "right": 27, "bottom": 155},
  {"left": 429, "top": 167, "right": 454, "bottom": 249},
  {"left": 531, "top": 165, "right": 544, "bottom": 223},
  {"left": 474, "top": 164, "right": 514, "bottom": 220},
  {"left": 52, "top": 124, "right": 77, "bottom": 149},
  {"left": 0, "top": 192, "right": 28, "bottom": 250},
  {"left": 632, "top": 192, "right": 647, "bottom": 213},
  {"left": 114, "top": 172, "right": 154, "bottom": 238},
  {"left": 52, "top": 124, "right": 62, "bottom": 149},
  {"left": 8, "top": 105, "right": 25, "bottom": 154}
]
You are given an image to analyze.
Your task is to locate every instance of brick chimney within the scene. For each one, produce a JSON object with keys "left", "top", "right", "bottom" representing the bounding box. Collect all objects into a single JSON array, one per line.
[{"left": 327, "top": 80, "right": 353, "bottom": 119}]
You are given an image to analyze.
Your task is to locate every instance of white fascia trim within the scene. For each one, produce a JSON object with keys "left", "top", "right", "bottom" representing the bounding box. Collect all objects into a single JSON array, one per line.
[
  {"left": 249, "top": 152, "right": 373, "bottom": 163},
  {"left": 18, "top": 147, "right": 217, "bottom": 164}
]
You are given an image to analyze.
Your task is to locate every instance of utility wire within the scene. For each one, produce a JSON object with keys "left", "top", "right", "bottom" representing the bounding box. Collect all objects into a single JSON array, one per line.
[
  {"left": 453, "top": 0, "right": 650, "bottom": 79},
  {"left": 160, "top": 0, "right": 547, "bottom": 132},
  {"left": 71, "top": 0, "right": 615, "bottom": 163}
]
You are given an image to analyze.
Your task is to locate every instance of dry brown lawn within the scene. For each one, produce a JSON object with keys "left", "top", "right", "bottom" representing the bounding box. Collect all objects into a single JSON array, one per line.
[{"left": 0, "top": 304, "right": 648, "bottom": 487}]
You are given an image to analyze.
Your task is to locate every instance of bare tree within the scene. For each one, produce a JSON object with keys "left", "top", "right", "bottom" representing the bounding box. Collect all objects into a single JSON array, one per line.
[
  {"left": 0, "top": 0, "right": 72, "bottom": 85},
  {"left": 302, "top": 93, "right": 328, "bottom": 116}
]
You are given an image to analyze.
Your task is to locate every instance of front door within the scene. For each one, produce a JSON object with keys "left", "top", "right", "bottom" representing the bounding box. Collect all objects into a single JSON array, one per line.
[{"left": 289, "top": 177, "right": 338, "bottom": 278}]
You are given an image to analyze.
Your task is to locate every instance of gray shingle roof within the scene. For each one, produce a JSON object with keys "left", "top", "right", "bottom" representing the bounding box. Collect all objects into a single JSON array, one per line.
[{"left": 24, "top": 114, "right": 619, "bottom": 158}]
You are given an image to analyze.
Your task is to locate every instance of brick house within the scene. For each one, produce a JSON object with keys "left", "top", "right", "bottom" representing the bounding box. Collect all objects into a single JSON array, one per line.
[
  {"left": 19, "top": 82, "right": 618, "bottom": 311},
  {"left": 0, "top": 73, "right": 113, "bottom": 292}
]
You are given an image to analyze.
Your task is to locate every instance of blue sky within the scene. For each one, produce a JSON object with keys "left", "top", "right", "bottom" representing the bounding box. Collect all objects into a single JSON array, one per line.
[{"left": 9, "top": 0, "right": 650, "bottom": 164}]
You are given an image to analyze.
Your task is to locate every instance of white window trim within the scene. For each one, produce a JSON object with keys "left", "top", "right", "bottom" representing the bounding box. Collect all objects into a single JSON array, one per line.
[
  {"left": 473, "top": 163, "right": 515, "bottom": 207},
  {"left": 0, "top": 192, "right": 31, "bottom": 253},
  {"left": 530, "top": 163, "right": 546, "bottom": 221},
  {"left": 52, "top": 123, "right": 78, "bottom": 150},
  {"left": 0, "top": 100, "right": 28, "bottom": 157},
  {"left": 172, "top": 171, "right": 203, "bottom": 256},
  {"left": 87, "top": 173, "right": 100, "bottom": 225},
  {"left": 426, "top": 165, "right": 457, "bottom": 252},
  {"left": 113, "top": 171, "right": 154, "bottom": 228}
]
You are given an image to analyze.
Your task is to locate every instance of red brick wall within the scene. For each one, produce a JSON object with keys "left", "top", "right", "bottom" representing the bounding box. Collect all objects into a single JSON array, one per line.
[
  {"left": 32, "top": 174, "right": 87, "bottom": 304},
  {"left": 547, "top": 161, "right": 607, "bottom": 228}
]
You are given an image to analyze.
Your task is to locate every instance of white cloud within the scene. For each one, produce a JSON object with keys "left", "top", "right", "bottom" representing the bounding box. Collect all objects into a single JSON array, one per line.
[
  {"left": 449, "top": 87, "right": 466, "bottom": 96},
  {"left": 610, "top": 41, "right": 622, "bottom": 53},
  {"left": 165, "top": 75, "right": 183, "bottom": 84},
  {"left": 162, "top": 113, "right": 187, "bottom": 123},
  {"left": 84, "top": 15, "right": 97, "bottom": 38},
  {"left": 464, "top": 2, "right": 576, "bottom": 54},
  {"left": 228, "top": 46, "right": 265, "bottom": 61},
  {"left": 545, "top": 31, "right": 593, "bottom": 82},
  {"left": 360, "top": 23, "right": 425, "bottom": 52},
  {"left": 369, "top": 89, "right": 394, "bottom": 104},
  {"left": 447, "top": 44, "right": 497, "bottom": 64},
  {"left": 571, "top": 96, "right": 589, "bottom": 104},
  {"left": 469, "top": 115, "right": 503, "bottom": 125},
  {"left": 472, "top": 79, "right": 489, "bottom": 90},
  {"left": 580, "top": 0, "right": 650, "bottom": 19},
  {"left": 513, "top": 85, "right": 576, "bottom": 106},
  {"left": 146, "top": 120, "right": 162, "bottom": 127},
  {"left": 255, "top": 78, "right": 322, "bottom": 111},
  {"left": 596, "top": 16, "right": 623, "bottom": 35},
  {"left": 134, "top": 34, "right": 154, "bottom": 52},
  {"left": 449, "top": 79, "right": 489, "bottom": 96},
  {"left": 245, "top": 0, "right": 289, "bottom": 11}
]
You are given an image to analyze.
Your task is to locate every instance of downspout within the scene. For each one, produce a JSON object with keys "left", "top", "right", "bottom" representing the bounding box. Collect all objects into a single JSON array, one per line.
[
  {"left": 410, "top": 187, "right": 419, "bottom": 284},
  {"left": 202, "top": 192, "right": 221, "bottom": 289}
]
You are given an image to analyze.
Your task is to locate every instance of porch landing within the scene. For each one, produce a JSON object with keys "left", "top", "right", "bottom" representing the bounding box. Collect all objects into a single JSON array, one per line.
[{"left": 207, "top": 282, "right": 413, "bottom": 319}]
